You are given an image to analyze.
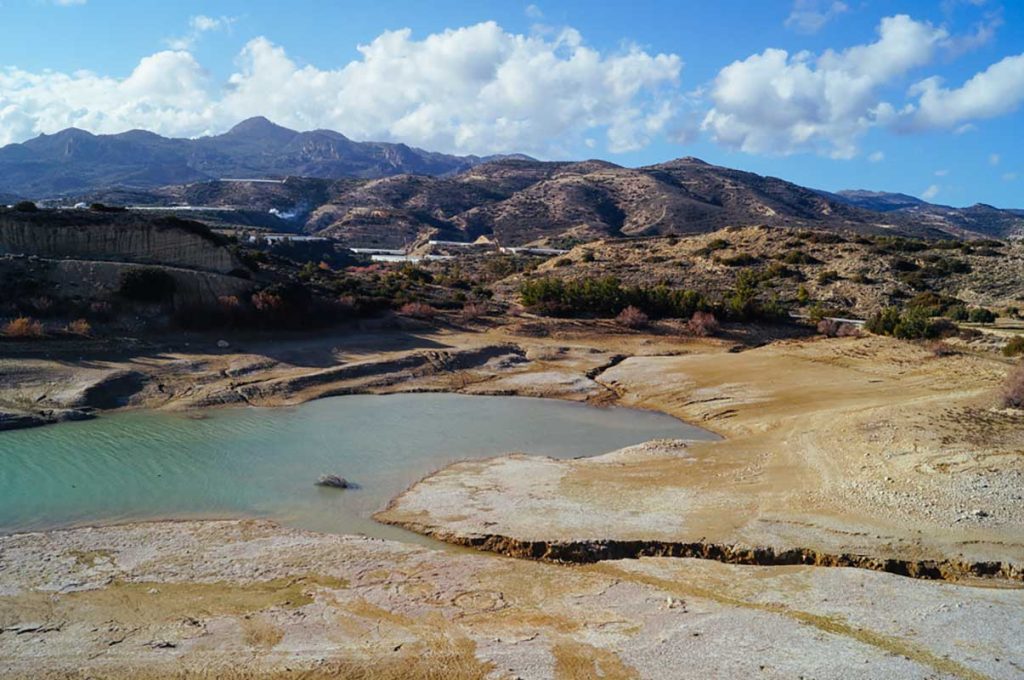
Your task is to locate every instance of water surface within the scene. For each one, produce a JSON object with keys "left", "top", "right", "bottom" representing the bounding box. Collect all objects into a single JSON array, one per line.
[{"left": 0, "top": 393, "right": 714, "bottom": 542}]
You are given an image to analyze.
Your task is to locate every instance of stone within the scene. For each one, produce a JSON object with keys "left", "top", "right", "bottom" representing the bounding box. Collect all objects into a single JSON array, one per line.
[{"left": 316, "top": 474, "right": 349, "bottom": 489}]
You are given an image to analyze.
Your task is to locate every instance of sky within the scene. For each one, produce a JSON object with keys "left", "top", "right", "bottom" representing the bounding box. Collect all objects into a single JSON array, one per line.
[{"left": 0, "top": 0, "right": 1022, "bottom": 207}]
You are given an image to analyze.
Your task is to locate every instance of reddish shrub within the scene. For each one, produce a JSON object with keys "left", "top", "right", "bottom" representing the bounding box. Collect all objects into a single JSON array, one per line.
[
  {"left": 251, "top": 291, "right": 284, "bottom": 313},
  {"left": 1004, "top": 363, "right": 1024, "bottom": 409},
  {"left": 616, "top": 305, "right": 649, "bottom": 329},
  {"left": 3, "top": 317, "right": 44, "bottom": 338},
  {"left": 687, "top": 310, "right": 719, "bottom": 337},
  {"left": 398, "top": 302, "right": 436, "bottom": 319}
]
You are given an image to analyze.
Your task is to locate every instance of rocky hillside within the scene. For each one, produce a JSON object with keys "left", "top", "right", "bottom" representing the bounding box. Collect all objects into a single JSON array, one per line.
[
  {"left": 508, "top": 225, "right": 1024, "bottom": 317},
  {"left": 0, "top": 118, "right": 518, "bottom": 197},
  {"left": 304, "top": 157, "right": 1023, "bottom": 246}
]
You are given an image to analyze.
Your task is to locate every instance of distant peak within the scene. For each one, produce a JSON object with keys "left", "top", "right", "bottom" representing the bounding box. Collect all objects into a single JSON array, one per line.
[{"left": 225, "top": 117, "right": 297, "bottom": 138}]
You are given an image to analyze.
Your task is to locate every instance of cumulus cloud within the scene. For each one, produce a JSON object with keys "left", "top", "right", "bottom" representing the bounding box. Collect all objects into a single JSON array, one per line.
[
  {"left": 922, "top": 184, "right": 940, "bottom": 200},
  {"left": 901, "top": 54, "right": 1024, "bottom": 130},
  {"left": 703, "top": 15, "right": 947, "bottom": 158},
  {"left": 868, "top": 151, "right": 884, "bottom": 162},
  {"left": 784, "top": 0, "right": 848, "bottom": 34},
  {"left": 0, "top": 22, "right": 685, "bottom": 156},
  {"left": 166, "top": 15, "right": 236, "bottom": 51},
  {"left": 0, "top": 51, "right": 213, "bottom": 145}
]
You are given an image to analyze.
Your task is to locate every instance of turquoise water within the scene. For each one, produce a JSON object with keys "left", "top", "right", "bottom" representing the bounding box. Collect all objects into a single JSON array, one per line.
[{"left": 0, "top": 393, "right": 714, "bottom": 542}]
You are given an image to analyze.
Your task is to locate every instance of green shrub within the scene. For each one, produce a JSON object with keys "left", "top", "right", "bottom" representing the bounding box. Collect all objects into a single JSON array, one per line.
[
  {"left": 1003, "top": 336, "right": 1024, "bottom": 357},
  {"left": 781, "top": 250, "right": 820, "bottom": 265},
  {"left": 968, "top": 307, "right": 998, "bottom": 324},
  {"left": 13, "top": 201, "right": 38, "bottom": 212}
]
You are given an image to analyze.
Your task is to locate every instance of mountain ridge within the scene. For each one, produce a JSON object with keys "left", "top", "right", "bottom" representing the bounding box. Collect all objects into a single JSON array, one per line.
[{"left": 0, "top": 118, "right": 528, "bottom": 197}]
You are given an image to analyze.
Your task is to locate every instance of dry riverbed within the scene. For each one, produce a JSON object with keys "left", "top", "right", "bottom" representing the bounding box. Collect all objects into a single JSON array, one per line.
[{"left": 1, "top": 318, "right": 1023, "bottom": 677}]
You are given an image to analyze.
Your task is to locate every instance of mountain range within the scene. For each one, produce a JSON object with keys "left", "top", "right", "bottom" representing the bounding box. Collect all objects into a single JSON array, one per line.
[
  {"left": 0, "top": 117, "right": 519, "bottom": 197},
  {"left": 2, "top": 118, "right": 1021, "bottom": 245}
]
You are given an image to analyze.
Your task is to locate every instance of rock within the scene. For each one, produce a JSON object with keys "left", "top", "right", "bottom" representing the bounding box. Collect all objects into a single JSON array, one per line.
[
  {"left": 217, "top": 340, "right": 230, "bottom": 349},
  {"left": 316, "top": 474, "right": 349, "bottom": 489}
]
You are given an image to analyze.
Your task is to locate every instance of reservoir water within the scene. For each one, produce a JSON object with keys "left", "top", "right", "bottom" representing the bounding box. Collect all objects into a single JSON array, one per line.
[{"left": 0, "top": 393, "right": 714, "bottom": 542}]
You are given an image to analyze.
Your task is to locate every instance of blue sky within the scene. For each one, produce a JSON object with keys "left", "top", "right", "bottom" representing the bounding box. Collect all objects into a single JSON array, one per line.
[{"left": 0, "top": 0, "right": 1022, "bottom": 207}]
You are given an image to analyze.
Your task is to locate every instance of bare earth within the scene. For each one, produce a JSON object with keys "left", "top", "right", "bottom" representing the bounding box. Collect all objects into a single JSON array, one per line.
[{"left": 1, "top": 320, "right": 1023, "bottom": 678}]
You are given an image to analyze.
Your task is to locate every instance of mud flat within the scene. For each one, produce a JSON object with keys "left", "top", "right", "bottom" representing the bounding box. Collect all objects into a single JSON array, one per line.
[
  {"left": 2, "top": 519, "right": 1023, "bottom": 680},
  {"left": 377, "top": 335, "right": 1024, "bottom": 579}
]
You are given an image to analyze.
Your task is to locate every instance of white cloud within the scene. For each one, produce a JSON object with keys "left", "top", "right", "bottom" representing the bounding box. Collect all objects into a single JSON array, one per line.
[
  {"left": 868, "top": 150, "right": 884, "bottom": 162},
  {"left": 785, "top": 0, "right": 848, "bottom": 34},
  {"left": 990, "top": 153, "right": 1001, "bottom": 165},
  {"left": 1003, "top": 172, "right": 1018, "bottom": 181},
  {"left": 922, "top": 184, "right": 940, "bottom": 200},
  {"left": 52, "top": 0, "right": 86, "bottom": 5},
  {"left": 934, "top": 169, "right": 949, "bottom": 176},
  {"left": 703, "top": 15, "right": 947, "bottom": 158},
  {"left": 525, "top": 4, "right": 543, "bottom": 19},
  {"left": 0, "top": 22, "right": 685, "bottom": 156},
  {"left": 902, "top": 54, "right": 1024, "bottom": 130},
  {"left": 166, "top": 15, "right": 237, "bottom": 51}
]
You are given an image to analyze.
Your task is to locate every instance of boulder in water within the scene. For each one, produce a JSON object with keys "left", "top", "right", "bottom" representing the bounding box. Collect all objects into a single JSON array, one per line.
[{"left": 316, "top": 474, "right": 349, "bottom": 489}]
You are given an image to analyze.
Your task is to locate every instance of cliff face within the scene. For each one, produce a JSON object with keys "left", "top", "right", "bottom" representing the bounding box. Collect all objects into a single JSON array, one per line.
[
  {"left": 1, "top": 256, "right": 254, "bottom": 308},
  {"left": 0, "top": 213, "right": 240, "bottom": 274}
]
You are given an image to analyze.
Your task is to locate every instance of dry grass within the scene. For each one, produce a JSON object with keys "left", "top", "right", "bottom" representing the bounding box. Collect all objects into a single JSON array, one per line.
[
  {"left": 2, "top": 317, "right": 44, "bottom": 338},
  {"left": 66, "top": 318, "right": 92, "bottom": 336}
]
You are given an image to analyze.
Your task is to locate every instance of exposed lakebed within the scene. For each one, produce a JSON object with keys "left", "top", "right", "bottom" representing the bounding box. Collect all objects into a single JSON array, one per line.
[{"left": 0, "top": 393, "right": 714, "bottom": 543}]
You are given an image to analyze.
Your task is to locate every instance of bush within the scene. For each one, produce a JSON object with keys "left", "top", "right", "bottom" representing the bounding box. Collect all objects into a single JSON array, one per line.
[
  {"left": 119, "top": 267, "right": 177, "bottom": 303},
  {"left": 1003, "top": 336, "right": 1024, "bottom": 357},
  {"left": 3, "top": 317, "right": 44, "bottom": 337},
  {"left": 867, "top": 306, "right": 958, "bottom": 340},
  {"left": 13, "top": 201, "right": 37, "bottom": 212},
  {"left": 687, "top": 310, "right": 720, "bottom": 337},
  {"left": 781, "top": 250, "right": 820, "bottom": 265},
  {"left": 66, "top": 318, "right": 92, "bottom": 336},
  {"left": 616, "top": 305, "right": 649, "bottom": 329},
  {"left": 866, "top": 307, "right": 901, "bottom": 336},
  {"left": 520, "top": 276, "right": 706, "bottom": 320},
  {"left": 1003, "top": 363, "right": 1024, "bottom": 409},
  {"left": 398, "top": 302, "right": 437, "bottom": 319},
  {"left": 968, "top": 307, "right": 998, "bottom": 324},
  {"left": 929, "top": 341, "right": 957, "bottom": 357}
]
